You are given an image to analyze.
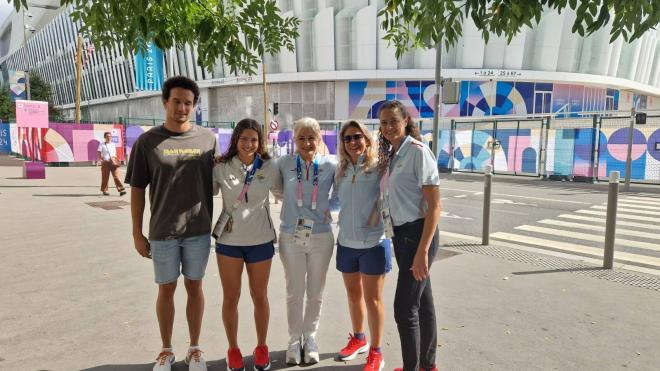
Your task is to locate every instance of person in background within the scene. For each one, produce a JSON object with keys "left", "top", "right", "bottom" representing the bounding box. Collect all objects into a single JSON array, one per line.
[
  {"left": 335, "top": 120, "right": 390, "bottom": 371},
  {"left": 378, "top": 100, "right": 441, "bottom": 371},
  {"left": 98, "top": 131, "right": 126, "bottom": 196}
]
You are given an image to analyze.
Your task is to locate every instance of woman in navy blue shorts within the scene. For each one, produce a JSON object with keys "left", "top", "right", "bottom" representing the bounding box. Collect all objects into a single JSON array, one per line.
[{"left": 212, "top": 118, "right": 281, "bottom": 371}]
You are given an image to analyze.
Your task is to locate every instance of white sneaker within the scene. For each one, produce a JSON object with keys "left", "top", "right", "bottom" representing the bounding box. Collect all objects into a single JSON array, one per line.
[
  {"left": 286, "top": 338, "right": 302, "bottom": 365},
  {"left": 153, "top": 350, "right": 175, "bottom": 371},
  {"left": 303, "top": 336, "right": 319, "bottom": 364},
  {"left": 185, "top": 348, "right": 208, "bottom": 371}
]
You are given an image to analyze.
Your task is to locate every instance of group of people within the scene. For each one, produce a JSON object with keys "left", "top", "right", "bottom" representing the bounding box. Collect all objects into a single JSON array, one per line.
[{"left": 125, "top": 76, "right": 441, "bottom": 371}]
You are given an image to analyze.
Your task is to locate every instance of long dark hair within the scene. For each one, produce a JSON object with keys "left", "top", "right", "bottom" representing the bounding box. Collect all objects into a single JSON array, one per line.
[
  {"left": 217, "top": 118, "right": 271, "bottom": 162},
  {"left": 377, "top": 100, "right": 421, "bottom": 169}
]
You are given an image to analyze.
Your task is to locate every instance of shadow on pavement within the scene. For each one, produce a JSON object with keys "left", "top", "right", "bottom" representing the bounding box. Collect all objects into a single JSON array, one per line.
[
  {"left": 80, "top": 351, "right": 363, "bottom": 371},
  {"left": 512, "top": 267, "right": 607, "bottom": 275},
  {"left": 33, "top": 193, "right": 104, "bottom": 197}
]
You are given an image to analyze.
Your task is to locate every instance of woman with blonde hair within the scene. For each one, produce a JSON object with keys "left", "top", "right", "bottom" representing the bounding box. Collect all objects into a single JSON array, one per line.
[
  {"left": 275, "top": 117, "right": 338, "bottom": 365},
  {"left": 334, "top": 120, "right": 390, "bottom": 371}
]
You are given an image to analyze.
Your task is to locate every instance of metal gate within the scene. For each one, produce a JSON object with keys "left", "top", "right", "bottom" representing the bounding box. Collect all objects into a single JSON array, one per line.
[{"left": 451, "top": 119, "right": 544, "bottom": 176}]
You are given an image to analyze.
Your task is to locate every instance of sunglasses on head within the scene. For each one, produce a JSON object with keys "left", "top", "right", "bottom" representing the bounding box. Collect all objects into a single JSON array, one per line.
[{"left": 342, "top": 134, "right": 364, "bottom": 143}]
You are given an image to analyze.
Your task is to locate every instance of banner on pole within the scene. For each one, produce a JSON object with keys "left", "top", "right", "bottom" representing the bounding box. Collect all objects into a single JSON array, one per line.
[
  {"left": 9, "top": 70, "right": 27, "bottom": 102},
  {"left": 135, "top": 42, "right": 165, "bottom": 91}
]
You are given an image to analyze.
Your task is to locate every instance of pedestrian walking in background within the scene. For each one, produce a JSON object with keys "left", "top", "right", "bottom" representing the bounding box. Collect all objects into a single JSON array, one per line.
[{"left": 98, "top": 131, "right": 126, "bottom": 196}]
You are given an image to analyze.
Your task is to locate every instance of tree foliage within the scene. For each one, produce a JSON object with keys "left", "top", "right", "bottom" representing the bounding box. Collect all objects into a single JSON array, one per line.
[
  {"left": 380, "top": 0, "right": 660, "bottom": 58},
  {"left": 29, "top": 73, "right": 63, "bottom": 121},
  {"left": 0, "top": 88, "right": 14, "bottom": 121},
  {"left": 11, "top": 0, "right": 300, "bottom": 76}
]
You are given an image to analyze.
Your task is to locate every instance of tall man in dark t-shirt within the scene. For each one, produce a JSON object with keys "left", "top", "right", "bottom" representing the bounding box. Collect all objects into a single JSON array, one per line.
[{"left": 125, "top": 76, "right": 217, "bottom": 371}]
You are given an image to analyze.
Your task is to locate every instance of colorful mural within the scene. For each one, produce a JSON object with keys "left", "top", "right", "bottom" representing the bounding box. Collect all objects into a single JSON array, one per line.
[
  {"left": 9, "top": 123, "right": 125, "bottom": 162},
  {"left": 439, "top": 124, "right": 660, "bottom": 182},
  {"left": 348, "top": 80, "right": 623, "bottom": 119}
]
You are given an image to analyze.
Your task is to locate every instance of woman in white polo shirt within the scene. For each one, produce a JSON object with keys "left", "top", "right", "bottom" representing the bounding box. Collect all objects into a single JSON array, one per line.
[
  {"left": 276, "top": 117, "right": 338, "bottom": 365},
  {"left": 212, "top": 118, "right": 281, "bottom": 371},
  {"left": 97, "top": 131, "right": 126, "bottom": 196},
  {"left": 378, "top": 100, "right": 441, "bottom": 371},
  {"left": 335, "top": 120, "right": 390, "bottom": 371}
]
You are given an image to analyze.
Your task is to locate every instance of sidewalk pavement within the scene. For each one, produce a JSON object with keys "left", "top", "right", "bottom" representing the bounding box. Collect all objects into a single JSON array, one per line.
[{"left": 1, "top": 164, "right": 658, "bottom": 371}]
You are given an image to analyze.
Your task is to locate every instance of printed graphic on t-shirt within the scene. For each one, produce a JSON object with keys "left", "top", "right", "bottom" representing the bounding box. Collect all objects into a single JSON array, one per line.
[{"left": 162, "top": 148, "right": 202, "bottom": 157}]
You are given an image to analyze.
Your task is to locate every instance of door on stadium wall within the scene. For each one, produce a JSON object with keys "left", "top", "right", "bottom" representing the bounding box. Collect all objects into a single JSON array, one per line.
[{"left": 491, "top": 120, "right": 544, "bottom": 176}]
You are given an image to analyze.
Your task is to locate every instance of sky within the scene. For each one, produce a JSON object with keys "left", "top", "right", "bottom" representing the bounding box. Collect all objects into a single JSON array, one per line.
[{"left": 0, "top": 1, "right": 13, "bottom": 25}]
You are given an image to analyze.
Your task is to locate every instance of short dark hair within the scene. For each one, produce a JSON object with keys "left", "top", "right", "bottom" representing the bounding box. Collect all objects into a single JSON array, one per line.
[
  {"left": 103, "top": 131, "right": 111, "bottom": 137},
  {"left": 162, "top": 76, "right": 200, "bottom": 105}
]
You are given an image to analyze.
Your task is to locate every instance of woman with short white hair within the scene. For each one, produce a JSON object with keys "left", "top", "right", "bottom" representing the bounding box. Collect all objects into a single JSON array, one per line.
[{"left": 275, "top": 117, "right": 338, "bottom": 365}]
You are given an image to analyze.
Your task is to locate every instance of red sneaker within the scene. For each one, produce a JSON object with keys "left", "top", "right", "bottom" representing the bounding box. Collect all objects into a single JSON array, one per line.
[
  {"left": 364, "top": 348, "right": 384, "bottom": 371},
  {"left": 420, "top": 367, "right": 438, "bottom": 371},
  {"left": 253, "top": 345, "right": 271, "bottom": 371},
  {"left": 338, "top": 333, "right": 369, "bottom": 361},
  {"left": 227, "top": 348, "right": 244, "bottom": 371}
]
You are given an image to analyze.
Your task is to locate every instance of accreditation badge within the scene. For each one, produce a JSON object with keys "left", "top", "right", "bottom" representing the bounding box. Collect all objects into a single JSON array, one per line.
[
  {"left": 212, "top": 211, "right": 232, "bottom": 240},
  {"left": 381, "top": 207, "right": 394, "bottom": 238},
  {"left": 293, "top": 217, "right": 314, "bottom": 247}
]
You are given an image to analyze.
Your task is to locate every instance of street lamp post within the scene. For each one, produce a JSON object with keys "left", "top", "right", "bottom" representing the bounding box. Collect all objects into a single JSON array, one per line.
[{"left": 21, "top": 9, "right": 32, "bottom": 100}]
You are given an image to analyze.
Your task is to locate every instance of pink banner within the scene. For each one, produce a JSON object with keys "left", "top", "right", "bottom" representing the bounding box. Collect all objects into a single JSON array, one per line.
[{"left": 16, "top": 100, "right": 49, "bottom": 129}]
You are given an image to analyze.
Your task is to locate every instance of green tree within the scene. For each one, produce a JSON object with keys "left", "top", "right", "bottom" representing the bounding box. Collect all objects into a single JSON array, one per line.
[
  {"left": 380, "top": 0, "right": 660, "bottom": 57},
  {"left": 29, "top": 73, "right": 63, "bottom": 121},
  {"left": 379, "top": 0, "right": 660, "bottom": 156},
  {"left": 0, "top": 88, "right": 15, "bottom": 122},
  {"left": 12, "top": 0, "right": 300, "bottom": 76}
]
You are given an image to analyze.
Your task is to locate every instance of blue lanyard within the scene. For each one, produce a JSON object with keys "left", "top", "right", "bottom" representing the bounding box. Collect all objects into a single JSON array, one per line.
[
  {"left": 296, "top": 155, "right": 319, "bottom": 209},
  {"left": 234, "top": 154, "right": 262, "bottom": 207}
]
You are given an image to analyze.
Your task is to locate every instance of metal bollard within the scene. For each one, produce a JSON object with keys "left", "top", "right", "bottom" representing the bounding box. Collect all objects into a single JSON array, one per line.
[
  {"left": 482, "top": 165, "right": 493, "bottom": 245},
  {"left": 603, "top": 171, "right": 620, "bottom": 269}
]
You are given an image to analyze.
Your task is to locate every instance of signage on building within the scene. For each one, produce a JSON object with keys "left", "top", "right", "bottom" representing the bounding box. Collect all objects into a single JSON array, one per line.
[
  {"left": 135, "top": 42, "right": 165, "bottom": 91},
  {"left": 0, "top": 123, "right": 10, "bottom": 153},
  {"left": 473, "top": 69, "right": 523, "bottom": 78}
]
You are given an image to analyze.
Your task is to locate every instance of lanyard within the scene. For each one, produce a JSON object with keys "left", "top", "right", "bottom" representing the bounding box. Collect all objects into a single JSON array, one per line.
[
  {"left": 379, "top": 150, "right": 395, "bottom": 201},
  {"left": 232, "top": 154, "right": 263, "bottom": 210},
  {"left": 296, "top": 155, "right": 319, "bottom": 210}
]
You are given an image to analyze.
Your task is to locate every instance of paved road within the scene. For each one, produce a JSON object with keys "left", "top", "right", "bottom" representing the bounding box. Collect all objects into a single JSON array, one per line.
[
  {"left": 438, "top": 173, "right": 660, "bottom": 275},
  {"left": 1, "top": 165, "right": 660, "bottom": 371}
]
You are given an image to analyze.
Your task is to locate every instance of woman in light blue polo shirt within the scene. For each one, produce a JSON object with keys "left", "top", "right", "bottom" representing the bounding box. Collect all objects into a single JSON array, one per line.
[
  {"left": 378, "top": 100, "right": 441, "bottom": 371},
  {"left": 275, "top": 117, "right": 338, "bottom": 366},
  {"left": 334, "top": 120, "right": 390, "bottom": 371}
]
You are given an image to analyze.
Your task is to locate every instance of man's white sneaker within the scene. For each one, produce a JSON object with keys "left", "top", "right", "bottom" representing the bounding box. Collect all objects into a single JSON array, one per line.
[
  {"left": 153, "top": 350, "right": 175, "bottom": 371},
  {"left": 185, "top": 348, "right": 208, "bottom": 371},
  {"left": 286, "top": 338, "right": 302, "bottom": 365},
  {"left": 303, "top": 336, "right": 319, "bottom": 364}
]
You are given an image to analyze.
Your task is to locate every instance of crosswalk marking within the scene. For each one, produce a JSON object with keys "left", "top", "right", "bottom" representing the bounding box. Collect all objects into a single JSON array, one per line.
[
  {"left": 617, "top": 198, "right": 660, "bottom": 206},
  {"left": 591, "top": 205, "right": 660, "bottom": 216},
  {"left": 490, "top": 232, "right": 660, "bottom": 267},
  {"left": 576, "top": 209, "right": 660, "bottom": 223},
  {"left": 558, "top": 214, "right": 659, "bottom": 230},
  {"left": 538, "top": 219, "right": 659, "bottom": 239},
  {"left": 621, "top": 195, "right": 660, "bottom": 203},
  {"left": 514, "top": 225, "right": 660, "bottom": 252},
  {"left": 617, "top": 203, "right": 660, "bottom": 211}
]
